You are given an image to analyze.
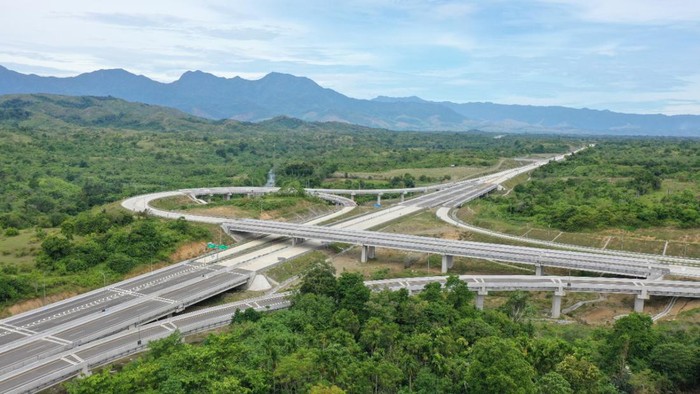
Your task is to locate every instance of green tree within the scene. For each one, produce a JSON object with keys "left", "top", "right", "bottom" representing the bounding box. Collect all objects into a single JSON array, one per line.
[
  {"left": 299, "top": 261, "right": 337, "bottom": 298},
  {"left": 555, "top": 355, "right": 605, "bottom": 394},
  {"left": 336, "top": 272, "right": 370, "bottom": 318},
  {"left": 649, "top": 342, "right": 699, "bottom": 390},
  {"left": 40, "top": 234, "right": 73, "bottom": 260},
  {"left": 628, "top": 369, "right": 673, "bottom": 394},
  {"left": 274, "top": 348, "right": 320, "bottom": 393},
  {"left": 231, "top": 307, "right": 262, "bottom": 324},
  {"left": 359, "top": 317, "right": 400, "bottom": 355},
  {"left": 309, "top": 383, "right": 346, "bottom": 394},
  {"left": 278, "top": 180, "right": 305, "bottom": 196},
  {"left": 466, "top": 337, "right": 537, "bottom": 394},
  {"left": 444, "top": 275, "right": 474, "bottom": 309},
  {"left": 603, "top": 313, "right": 658, "bottom": 372},
  {"left": 499, "top": 291, "right": 534, "bottom": 323},
  {"left": 528, "top": 337, "right": 573, "bottom": 375},
  {"left": 106, "top": 253, "right": 137, "bottom": 274},
  {"left": 538, "top": 372, "right": 573, "bottom": 394}
]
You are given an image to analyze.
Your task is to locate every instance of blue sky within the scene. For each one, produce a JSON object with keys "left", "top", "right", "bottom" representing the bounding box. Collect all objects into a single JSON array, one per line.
[{"left": 1, "top": 0, "right": 699, "bottom": 114}]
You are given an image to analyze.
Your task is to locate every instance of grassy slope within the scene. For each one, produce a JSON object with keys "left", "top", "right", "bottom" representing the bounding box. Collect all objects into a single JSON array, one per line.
[
  {"left": 457, "top": 140, "right": 700, "bottom": 258},
  {"left": 0, "top": 93, "right": 578, "bottom": 314}
]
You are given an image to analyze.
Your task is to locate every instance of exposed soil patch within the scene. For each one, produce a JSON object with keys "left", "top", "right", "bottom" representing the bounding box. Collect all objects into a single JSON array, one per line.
[
  {"left": 169, "top": 241, "right": 208, "bottom": 261},
  {"left": 185, "top": 205, "right": 250, "bottom": 219}
]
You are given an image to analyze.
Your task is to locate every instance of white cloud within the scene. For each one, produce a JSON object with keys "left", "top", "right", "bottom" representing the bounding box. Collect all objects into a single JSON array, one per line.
[
  {"left": 543, "top": 0, "right": 700, "bottom": 24},
  {"left": 0, "top": 0, "right": 698, "bottom": 114}
]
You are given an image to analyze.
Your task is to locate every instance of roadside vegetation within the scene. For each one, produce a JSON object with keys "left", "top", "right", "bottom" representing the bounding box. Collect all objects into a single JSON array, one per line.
[
  {"left": 66, "top": 267, "right": 700, "bottom": 394},
  {"left": 0, "top": 208, "right": 209, "bottom": 314},
  {"left": 151, "top": 191, "right": 335, "bottom": 222},
  {"left": 0, "top": 94, "right": 576, "bottom": 230},
  {"left": 0, "top": 94, "right": 576, "bottom": 313},
  {"left": 461, "top": 139, "right": 700, "bottom": 256}
]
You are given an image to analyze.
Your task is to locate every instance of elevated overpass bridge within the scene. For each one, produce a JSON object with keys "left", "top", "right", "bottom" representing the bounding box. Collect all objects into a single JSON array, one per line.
[
  {"left": 224, "top": 219, "right": 669, "bottom": 279},
  {"left": 4, "top": 146, "right": 697, "bottom": 392}
]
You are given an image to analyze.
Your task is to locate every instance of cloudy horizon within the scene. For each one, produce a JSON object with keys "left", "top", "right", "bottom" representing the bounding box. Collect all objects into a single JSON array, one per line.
[{"left": 2, "top": 0, "right": 699, "bottom": 115}]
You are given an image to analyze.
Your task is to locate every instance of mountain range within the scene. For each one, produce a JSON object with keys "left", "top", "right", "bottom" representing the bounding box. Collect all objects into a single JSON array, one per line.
[{"left": 1, "top": 65, "right": 698, "bottom": 136}]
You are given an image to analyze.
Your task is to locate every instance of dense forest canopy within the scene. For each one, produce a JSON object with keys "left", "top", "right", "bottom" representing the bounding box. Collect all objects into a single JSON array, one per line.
[
  {"left": 482, "top": 139, "right": 700, "bottom": 231},
  {"left": 66, "top": 266, "right": 700, "bottom": 393}
]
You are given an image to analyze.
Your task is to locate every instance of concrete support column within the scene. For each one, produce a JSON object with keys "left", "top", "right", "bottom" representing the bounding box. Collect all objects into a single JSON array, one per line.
[
  {"left": 634, "top": 290, "right": 649, "bottom": 313},
  {"left": 291, "top": 237, "right": 305, "bottom": 246},
  {"left": 225, "top": 193, "right": 232, "bottom": 201},
  {"left": 400, "top": 192, "right": 406, "bottom": 203},
  {"left": 551, "top": 290, "right": 565, "bottom": 319},
  {"left": 535, "top": 264, "right": 544, "bottom": 276},
  {"left": 441, "top": 254, "right": 454, "bottom": 273},
  {"left": 360, "top": 245, "right": 368, "bottom": 263},
  {"left": 367, "top": 246, "right": 376, "bottom": 259},
  {"left": 475, "top": 289, "right": 488, "bottom": 310},
  {"left": 350, "top": 192, "right": 356, "bottom": 202},
  {"left": 207, "top": 194, "right": 213, "bottom": 203},
  {"left": 376, "top": 193, "right": 383, "bottom": 206},
  {"left": 81, "top": 362, "right": 91, "bottom": 377}
]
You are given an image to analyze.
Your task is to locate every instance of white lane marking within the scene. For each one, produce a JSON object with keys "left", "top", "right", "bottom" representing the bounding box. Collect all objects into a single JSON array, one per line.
[
  {"left": 60, "top": 357, "right": 78, "bottom": 366},
  {"left": 43, "top": 335, "right": 72, "bottom": 346}
]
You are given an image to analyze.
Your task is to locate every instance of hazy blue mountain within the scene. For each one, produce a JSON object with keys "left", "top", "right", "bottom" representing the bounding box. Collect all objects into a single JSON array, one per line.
[
  {"left": 1, "top": 65, "right": 698, "bottom": 136},
  {"left": 438, "top": 101, "right": 700, "bottom": 136}
]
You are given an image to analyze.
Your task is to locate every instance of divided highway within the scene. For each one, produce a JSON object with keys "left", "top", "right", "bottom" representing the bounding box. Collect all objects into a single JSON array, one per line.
[
  {"left": 0, "top": 258, "right": 250, "bottom": 377},
  {"left": 4, "top": 147, "right": 699, "bottom": 393},
  {"left": 0, "top": 165, "right": 523, "bottom": 385}
]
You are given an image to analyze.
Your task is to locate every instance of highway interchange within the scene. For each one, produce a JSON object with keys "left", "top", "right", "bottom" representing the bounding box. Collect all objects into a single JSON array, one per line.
[{"left": 1, "top": 149, "right": 699, "bottom": 393}]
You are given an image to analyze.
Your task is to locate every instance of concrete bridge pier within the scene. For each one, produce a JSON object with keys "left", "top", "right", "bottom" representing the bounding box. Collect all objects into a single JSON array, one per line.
[
  {"left": 475, "top": 288, "right": 488, "bottom": 310},
  {"left": 551, "top": 289, "right": 566, "bottom": 318},
  {"left": 80, "top": 361, "right": 91, "bottom": 377},
  {"left": 441, "top": 254, "right": 454, "bottom": 273},
  {"left": 535, "top": 264, "right": 544, "bottom": 276},
  {"left": 225, "top": 193, "right": 232, "bottom": 201},
  {"left": 634, "top": 290, "right": 649, "bottom": 313},
  {"left": 207, "top": 194, "right": 213, "bottom": 203},
  {"left": 360, "top": 245, "right": 376, "bottom": 263},
  {"left": 291, "top": 237, "right": 305, "bottom": 246},
  {"left": 376, "top": 193, "right": 383, "bottom": 206},
  {"left": 350, "top": 192, "right": 356, "bottom": 202},
  {"left": 400, "top": 192, "right": 407, "bottom": 203}
]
